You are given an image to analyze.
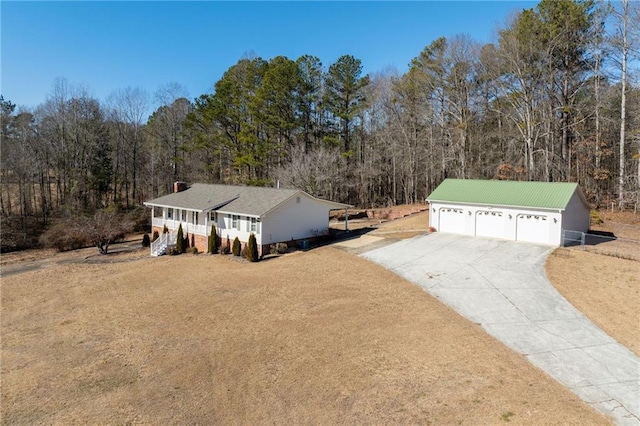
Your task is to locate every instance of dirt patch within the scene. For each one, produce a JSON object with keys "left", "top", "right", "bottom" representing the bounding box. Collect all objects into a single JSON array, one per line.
[
  {"left": 546, "top": 248, "right": 640, "bottom": 356},
  {"left": 2, "top": 247, "right": 608, "bottom": 424}
]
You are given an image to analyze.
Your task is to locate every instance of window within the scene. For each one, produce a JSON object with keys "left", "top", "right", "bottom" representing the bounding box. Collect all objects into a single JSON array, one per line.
[
  {"left": 232, "top": 215, "right": 239, "bottom": 230},
  {"left": 153, "top": 207, "right": 163, "bottom": 218},
  {"left": 167, "top": 208, "right": 173, "bottom": 219},
  {"left": 181, "top": 210, "right": 186, "bottom": 221},
  {"left": 193, "top": 212, "right": 199, "bottom": 225},
  {"left": 250, "top": 217, "right": 260, "bottom": 234},
  {"left": 209, "top": 211, "right": 217, "bottom": 222}
]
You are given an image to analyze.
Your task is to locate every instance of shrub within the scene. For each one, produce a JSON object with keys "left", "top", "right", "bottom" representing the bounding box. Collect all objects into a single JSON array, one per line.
[
  {"left": 208, "top": 225, "right": 214, "bottom": 254},
  {"left": 175, "top": 224, "right": 184, "bottom": 254},
  {"left": 126, "top": 206, "right": 150, "bottom": 233},
  {"left": 232, "top": 237, "right": 241, "bottom": 256},
  {"left": 590, "top": 210, "right": 604, "bottom": 225},
  {"left": 189, "top": 247, "right": 199, "bottom": 255},
  {"left": 142, "top": 233, "right": 151, "bottom": 247},
  {"left": 246, "top": 233, "right": 259, "bottom": 262},
  {"left": 270, "top": 242, "right": 288, "bottom": 255},
  {"left": 2, "top": 216, "right": 45, "bottom": 252},
  {"left": 152, "top": 230, "right": 159, "bottom": 242},
  {"left": 222, "top": 236, "right": 231, "bottom": 254},
  {"left": 162, "top": 224, "right": 169, "bottom": 234},
  {"left": 40, "top": 210, "right": 134, "bottom": 254},
  {"left": 212, "top": 226, "right": 219, "bottom": 253},
  {"left": 40, "top": 220, "right": 88, "bottom": 252}
]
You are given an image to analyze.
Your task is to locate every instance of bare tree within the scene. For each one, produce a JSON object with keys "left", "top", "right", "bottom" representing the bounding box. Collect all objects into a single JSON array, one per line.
[
  {"left": 274, "top": 145, "right": 345, "bottom": 200},
  {"left": 107, "top": 87, "right": 149, "bottom": 207}
]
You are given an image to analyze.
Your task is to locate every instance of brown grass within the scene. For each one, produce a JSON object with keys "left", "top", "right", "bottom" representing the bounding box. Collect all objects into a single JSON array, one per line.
[
  {"left": 546, "top": 248, "right": 640, "bottom": 357},
  {"left": 1, "top": 247, "right": 608, "bottom": 425}
]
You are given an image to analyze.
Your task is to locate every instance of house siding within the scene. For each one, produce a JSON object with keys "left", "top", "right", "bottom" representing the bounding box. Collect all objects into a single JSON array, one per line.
[
  {"left": 561, "top": 192, "right": 590, "bottom": 235},
  {"left": 261, "top": 195, "right": 331, "bottom": 246},
  {"left": 216, "top": 213, "right": 262, "bottom": 252}
]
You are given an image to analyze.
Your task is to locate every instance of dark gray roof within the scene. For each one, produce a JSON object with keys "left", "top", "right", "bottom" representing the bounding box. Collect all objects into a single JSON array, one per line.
[{"left": 144, "top": 183, "right": 349, "bottom": 216}]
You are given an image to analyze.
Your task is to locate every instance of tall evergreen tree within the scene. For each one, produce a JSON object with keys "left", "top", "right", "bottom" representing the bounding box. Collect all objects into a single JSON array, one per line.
[{"left": 323, "top": 55, "right": 370, "bottom": 155}]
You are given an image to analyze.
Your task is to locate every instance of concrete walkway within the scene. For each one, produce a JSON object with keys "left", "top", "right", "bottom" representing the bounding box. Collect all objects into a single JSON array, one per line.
[{"left": 362, "top": 233, "right": 640, "bottom": 425}]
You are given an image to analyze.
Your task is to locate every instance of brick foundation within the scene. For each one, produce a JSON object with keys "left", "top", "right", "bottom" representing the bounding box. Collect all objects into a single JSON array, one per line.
[{"left": 152, "top": 226, "right": 265, "bottom": 256}]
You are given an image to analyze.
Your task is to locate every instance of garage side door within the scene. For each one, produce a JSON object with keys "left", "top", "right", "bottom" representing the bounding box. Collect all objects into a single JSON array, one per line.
[
  {"left": 475, "top": 211, "right": 504, "bottom": 239},
  {"left": 438, "top": 207, "right": 465, "bottom": 234},
  {"left": 516, "top": 214, "right": 549, "bottom": 244}
]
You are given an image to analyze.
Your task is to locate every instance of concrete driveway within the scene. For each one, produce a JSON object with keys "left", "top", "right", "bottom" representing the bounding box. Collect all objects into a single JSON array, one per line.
[{"left": 362, "top": 232, "right": 640, "bottom": 425}]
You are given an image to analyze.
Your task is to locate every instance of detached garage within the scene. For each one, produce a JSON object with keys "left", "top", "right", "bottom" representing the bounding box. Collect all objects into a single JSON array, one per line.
[{"left": 427, "top": 179, "right": 591, "bottom": 246}]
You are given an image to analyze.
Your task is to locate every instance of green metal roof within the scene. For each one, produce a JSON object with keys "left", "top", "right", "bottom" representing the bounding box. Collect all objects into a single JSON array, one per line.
[{"left": 426, "top": 179, "right": 585, "bottom": 210}]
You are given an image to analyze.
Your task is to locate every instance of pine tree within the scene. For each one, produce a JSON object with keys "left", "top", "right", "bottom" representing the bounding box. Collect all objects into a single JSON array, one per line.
[
  {"left": 246, "top": 233, "right": 259, "bottom": 262},
  {"left": 175, "top": 224, "right": 184, "bottom": 254},
  {"left": 142, "top": 233, "right": 151, "bottom": 247},
  {"left": 152, "top": 230, "right": 159, "bottom": 242}
]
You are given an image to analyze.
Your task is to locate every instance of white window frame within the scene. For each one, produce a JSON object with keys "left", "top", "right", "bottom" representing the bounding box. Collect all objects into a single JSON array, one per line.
[
  {"left": 193, "top": 212, "right": 199, "bottom": 225},
  {"left": 167, "top": 208, "right": 173, "bottom": 219},
  {"left": 209, "top": 211, "right": 217, "bottom": 223},
  {"left": 250, "top": 217, "right": 260, "bottom": 234},
  {"left": 232, "top": 215, "right": 239, "bottom": 230}
]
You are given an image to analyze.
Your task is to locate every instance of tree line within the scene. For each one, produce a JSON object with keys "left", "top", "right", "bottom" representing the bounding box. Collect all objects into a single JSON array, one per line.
[{"left": 1, "top": 0, "right": 638, "bottom": 249}]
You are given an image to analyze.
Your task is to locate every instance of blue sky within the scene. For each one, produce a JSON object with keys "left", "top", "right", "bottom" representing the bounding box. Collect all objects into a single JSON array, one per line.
[{"left": 2, "top": 1, "right": 537, "bottom": 111}]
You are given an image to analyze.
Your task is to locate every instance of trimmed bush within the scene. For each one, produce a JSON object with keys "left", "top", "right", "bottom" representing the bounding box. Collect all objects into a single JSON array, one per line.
[
  {"left": 162, "top": 224, "right": 169, "bottom": 234},
  {"left": 189, "top": 247, "right": 199, "bottom": 255},
  {"left": 246, "top": 233, "right": 259, "bottom": 262},
  {"left": 222, "top": 236, "right": 231, "bottom": 254},
  {"left": 232, "top": 237, "right": 241, "bottom": 256},
  {"left": 213, "top": 226, "right": 219, "bottom": 253},
  {"left": 152, "top": 230, "right": 159, "bottom": 242},
  {"left": 142, "top": 233, "right": 151, "bottom": 247},
  {"left": 208, "top": 225, "right": 220, "bottom": 254},
  {"left": 175, "top": 224, "right": 184, "bottom": 254}
]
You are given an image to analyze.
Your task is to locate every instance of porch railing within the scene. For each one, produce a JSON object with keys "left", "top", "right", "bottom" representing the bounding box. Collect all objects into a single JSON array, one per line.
[{"left": 150, "top": 230, "right": 177, "bottom": 256}]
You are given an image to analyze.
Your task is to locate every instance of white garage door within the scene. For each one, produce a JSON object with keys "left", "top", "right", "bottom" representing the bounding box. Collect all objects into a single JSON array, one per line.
[
  {"left": 475, "top": 210, "right": 504, "bottom": 239},
  {"left": 516, "top": 214, "right": 549, "bottom": 244},
  {"left": 439, "top": 207, "right": 465, "bottom": 234}
]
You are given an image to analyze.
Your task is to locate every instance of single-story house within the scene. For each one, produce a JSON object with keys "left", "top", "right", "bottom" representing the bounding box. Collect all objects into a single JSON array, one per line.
[
  {"left": 426, "top": 179, "right": 591, "bottom": 246},
  {"left": 143, "top": 182, "right": 351, "bottom": 256}
]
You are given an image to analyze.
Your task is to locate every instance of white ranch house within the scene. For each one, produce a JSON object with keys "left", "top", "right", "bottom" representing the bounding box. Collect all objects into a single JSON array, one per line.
[
  {"left": 427, "top": 179, "right": 591, "bottom": 246},
  {"left": 144, "top": 183, "right": 350, "bottom": 256}
]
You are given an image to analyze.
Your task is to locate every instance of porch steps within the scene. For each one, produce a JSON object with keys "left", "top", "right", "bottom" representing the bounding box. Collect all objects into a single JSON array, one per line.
[{"left": 150, "top": 231, "right": 177, "bottom": 257}]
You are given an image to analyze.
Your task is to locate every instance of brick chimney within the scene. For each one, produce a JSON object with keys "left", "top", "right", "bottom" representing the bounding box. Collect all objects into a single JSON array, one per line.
[{"left": 173, "top": 181, "right": 187, "bottom": 193}]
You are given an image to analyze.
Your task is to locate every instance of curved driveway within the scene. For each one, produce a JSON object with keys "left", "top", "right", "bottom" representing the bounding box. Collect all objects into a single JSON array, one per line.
[{"left": 362, "top": 233, "right": 639, "bottom": 425}]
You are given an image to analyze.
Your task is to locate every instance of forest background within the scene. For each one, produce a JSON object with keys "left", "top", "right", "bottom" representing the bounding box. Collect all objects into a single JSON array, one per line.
[{"left": 1, "top": 0, "right": 638, "bottom": 251}]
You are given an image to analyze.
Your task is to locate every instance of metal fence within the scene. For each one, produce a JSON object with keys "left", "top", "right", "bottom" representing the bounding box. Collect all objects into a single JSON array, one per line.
[{"left": 562, "top": 229, "right": 640, "bottom": 261}]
